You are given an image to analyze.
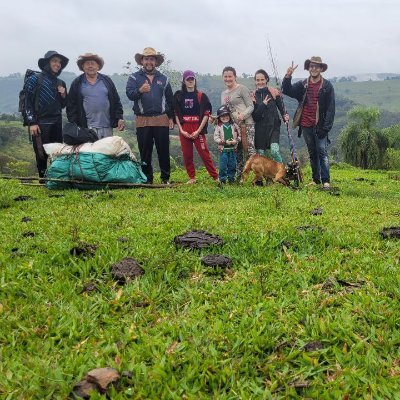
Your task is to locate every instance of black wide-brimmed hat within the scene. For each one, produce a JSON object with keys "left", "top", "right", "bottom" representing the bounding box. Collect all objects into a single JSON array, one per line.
[{"left": 38, "top": 50, "right": 69, "bottom": 70}]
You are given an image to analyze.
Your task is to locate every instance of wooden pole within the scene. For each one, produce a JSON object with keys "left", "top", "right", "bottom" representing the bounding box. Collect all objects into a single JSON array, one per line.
[{"left": 1, "top": 176, "right": 178, "bottom": 189}]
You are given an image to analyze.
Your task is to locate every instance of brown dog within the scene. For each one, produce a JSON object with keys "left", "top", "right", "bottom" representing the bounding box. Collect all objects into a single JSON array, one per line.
[{"left": 241, "top": 154, "right": 288, "bottom": 185}]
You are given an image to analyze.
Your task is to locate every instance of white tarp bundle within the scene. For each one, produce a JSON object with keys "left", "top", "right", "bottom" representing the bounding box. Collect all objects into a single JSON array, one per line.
[{"left": 43, "top": 136, "right": 137, "bottom": 161}]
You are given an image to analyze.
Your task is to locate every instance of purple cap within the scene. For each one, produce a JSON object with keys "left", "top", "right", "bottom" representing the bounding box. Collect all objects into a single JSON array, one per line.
[{"left": 182, "top": 70, "right": 196, "bottom": 81}]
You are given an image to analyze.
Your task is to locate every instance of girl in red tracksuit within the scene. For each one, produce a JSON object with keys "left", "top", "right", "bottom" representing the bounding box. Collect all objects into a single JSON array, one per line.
[{"left": 173, "top": 70, "right": 218, "bottom": 184}]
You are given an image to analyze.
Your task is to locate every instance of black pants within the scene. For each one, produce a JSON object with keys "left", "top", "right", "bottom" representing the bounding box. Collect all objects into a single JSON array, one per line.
[
  {"left": 136, "top": 126, "right": 170, "bottom": 183},
  {"left": 33, "top": 120, "right": 63, "bottom": 177}
]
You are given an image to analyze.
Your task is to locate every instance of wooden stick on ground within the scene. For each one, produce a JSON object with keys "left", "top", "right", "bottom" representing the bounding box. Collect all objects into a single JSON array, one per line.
[{"left": 1, "top": 176, "right": 179, "bottom": 189}]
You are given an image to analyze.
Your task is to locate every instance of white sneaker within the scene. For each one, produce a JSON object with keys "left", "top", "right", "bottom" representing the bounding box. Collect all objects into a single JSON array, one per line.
[
  {"left": 186, "top": 179, "right": 196, "bottom": 185},
  {"left": 323, "top": 182, "right": 331, "bottom": 189}
]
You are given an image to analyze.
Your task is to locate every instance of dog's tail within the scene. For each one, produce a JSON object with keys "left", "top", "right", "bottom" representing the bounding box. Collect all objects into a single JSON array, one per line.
[{"left": 240, "top": 154, "right": 257, "bottom": 183}]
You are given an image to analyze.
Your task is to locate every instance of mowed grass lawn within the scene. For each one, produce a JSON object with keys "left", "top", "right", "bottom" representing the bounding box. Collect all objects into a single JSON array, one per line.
[{"left": 0, "top": 165, "right": 400, "bottom": 399}]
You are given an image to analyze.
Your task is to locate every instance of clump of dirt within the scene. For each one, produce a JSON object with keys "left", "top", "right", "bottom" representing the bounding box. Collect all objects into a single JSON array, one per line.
[
  {"left": 70, "top": 242, "right": 97, "bottom": 258},
  {"left": 22, "top": 231, "right": 35, "bottom": 238},
  {"left": 354, "top": 177, "right": 367, "bottom": 181},
  {"left": 310, "top": 207, "right": 323, "bottom": 216},
  {"left": 48, "top": 194, "right": 64, "bottom": 198},
  {"left": 319, "top": 186, "right": 340, "bottom": 196},
  {"left": 111, "top": 257, "right": 144, "bottom": 284},
  {"left": 201, "top": 254, "right": 232, "bottom": 268},
  {"left": 71, "top": 367, "right": 120, "bottom": 398},
  {"left": 322, "top": 276, "right": 364, "bottom": 293},
  {"left": 281, "top": 240, "right": 292, "bottom": 249},
  {"left": 14, "top": 195, "right": 34, "bottom": 201},
  {"left": 303, "top": 341, "right": 323, "bottom": 352},
  {"left": 80, "top": 281, "right": 98, "bottom": 294},
  {"left": 380, "top": 227, "right": 400, "bottom": 239},
  {"left": 117, "top": 237, "right": 128, "bottom": 243},
  {"left": 297, "top": 225, "right": 326, "bottom": 233},
  {"left": 173, "top": 230, "right": 224, "bottom": 250},
  {"left": 21, "top": 216, "right": 32, "bottom": 222}
]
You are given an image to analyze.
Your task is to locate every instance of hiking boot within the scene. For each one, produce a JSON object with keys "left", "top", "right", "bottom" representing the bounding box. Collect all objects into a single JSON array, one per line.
[{"left": 161, "top": 180, "right": 171, "bottom": 185}]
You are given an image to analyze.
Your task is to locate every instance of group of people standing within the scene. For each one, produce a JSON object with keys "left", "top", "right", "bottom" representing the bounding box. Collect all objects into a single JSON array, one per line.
[{"left": 23, "top": 47, "right": 335, "bottom": 188}]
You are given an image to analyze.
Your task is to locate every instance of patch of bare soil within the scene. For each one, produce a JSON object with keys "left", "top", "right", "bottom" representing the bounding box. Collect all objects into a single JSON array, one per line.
[
  {"left": 173, "top": 230, "right": 224, "bottom": 250},
  {"left": 381, "top": 227, "right": 400, "bottom": 239},
  {"left": 70, "top": 243, "right": 97, "bottom": 258},
  {"left": 111, "top": 257, "right": 144, "bottom": 284},
  {"left": 14, "top": 195, "right": 34, "bottom": 201},
  {"left": 310, "top": 207, "right": 323, "bottom": 216},
  {"left": 201, "top": 254, "right": 232, "bottom": 268}
]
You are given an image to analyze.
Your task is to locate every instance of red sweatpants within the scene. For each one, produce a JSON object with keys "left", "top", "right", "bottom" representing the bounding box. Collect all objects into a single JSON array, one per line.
[{"left": 180, "top": 122, "right": 218, "bottom": 180}]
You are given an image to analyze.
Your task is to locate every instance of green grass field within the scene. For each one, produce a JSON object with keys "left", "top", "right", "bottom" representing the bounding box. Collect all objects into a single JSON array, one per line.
[{"left": 1, "top": 166, "right": 400, "bottom": 399}]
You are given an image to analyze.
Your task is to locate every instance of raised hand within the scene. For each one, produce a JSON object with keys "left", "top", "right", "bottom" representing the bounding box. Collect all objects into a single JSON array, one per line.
[{"left": 285, "top": 61, "right": 298, "bottom": 78}]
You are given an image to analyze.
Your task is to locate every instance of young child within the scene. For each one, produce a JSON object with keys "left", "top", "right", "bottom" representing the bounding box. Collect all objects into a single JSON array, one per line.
[{"left": 213, "top": 105, "right": 241, "bottom": 183}]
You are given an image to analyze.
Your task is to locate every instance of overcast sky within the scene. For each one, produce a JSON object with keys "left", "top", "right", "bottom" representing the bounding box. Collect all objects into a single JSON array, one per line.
[{"left": 2, "top": 0, "right": 399, "bottom": 79}]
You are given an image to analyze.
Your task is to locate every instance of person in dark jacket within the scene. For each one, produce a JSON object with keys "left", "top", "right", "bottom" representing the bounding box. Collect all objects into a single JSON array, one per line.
[
  {"left": 67, "top": 53, "right": 124, "bottom": 139},
  {"left": 24, "top": 50, "right": 68, "bottom": 178},
  {"left": 282, "top": 56, "right": 335, "bottom": 188},
  {"left": 173, "top": 70, "right": 218, "bottom": 184},
  {"left": 126, "top": 47, "right": 174, "bottom": 184},
  {"left": 252, "top": 69, "right": 289, "bottom": 163}
]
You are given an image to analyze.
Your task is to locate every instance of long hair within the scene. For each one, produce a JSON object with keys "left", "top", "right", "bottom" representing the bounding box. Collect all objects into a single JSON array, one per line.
[{"left": 181, "top": 81, "right": 198, "bottom": 92}]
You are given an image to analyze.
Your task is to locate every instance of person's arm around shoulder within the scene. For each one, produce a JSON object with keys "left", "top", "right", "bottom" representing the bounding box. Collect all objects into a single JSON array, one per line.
[
  {"left": 66, "top": 78, "right": 79, "bottom": 125},
  {"left": 57, "top": 80, "right": 67, "bottom": 109},
  {"left": 106, "top": 75, "right": 124, "bottom": 131}
]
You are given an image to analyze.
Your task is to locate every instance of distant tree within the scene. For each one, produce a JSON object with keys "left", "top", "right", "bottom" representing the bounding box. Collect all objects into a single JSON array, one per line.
[{"left": 340, "top": 106, "right": 388, "bottom": 169}]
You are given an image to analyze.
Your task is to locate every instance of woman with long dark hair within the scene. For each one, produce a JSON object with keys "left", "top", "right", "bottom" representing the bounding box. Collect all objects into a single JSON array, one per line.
[
  {"left": 173, "top": 70, "right": 218, "bottom": 184},
  {"left": 252, "top": 69, "right": 289, "bottom": 163}
]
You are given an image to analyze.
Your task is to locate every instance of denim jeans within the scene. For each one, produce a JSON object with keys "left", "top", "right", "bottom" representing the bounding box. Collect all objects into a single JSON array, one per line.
[
  {"left": 219, "top": 150, "right": 237, "bottom": 183},
  {"left": 302, "top": 126, "right": 330, "bottom": 184}
]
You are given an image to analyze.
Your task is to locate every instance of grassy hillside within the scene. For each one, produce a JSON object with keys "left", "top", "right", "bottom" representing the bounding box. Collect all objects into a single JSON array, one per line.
[
  {"left": 1, "top": 166, "right": 400, "bottom": 398},
  {"left": 334, "top": 80, "right": 400, "bottom": 113}
]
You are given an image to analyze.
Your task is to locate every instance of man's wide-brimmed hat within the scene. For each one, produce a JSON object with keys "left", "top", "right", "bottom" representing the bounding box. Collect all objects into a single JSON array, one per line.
[
  {"left": 134, "top": 47, "right": 165, "bottom": 67},
  {"left": 77, "top": 53, "right": 104, "bottom": 71},
  {"left": 38, "top": 50, "right": 69, "bottom": 70},
  {"left": 304, "top": 56, "right": 328, "bottom": 72}
]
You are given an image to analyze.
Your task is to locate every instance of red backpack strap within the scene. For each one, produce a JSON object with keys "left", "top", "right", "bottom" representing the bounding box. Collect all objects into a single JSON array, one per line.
[{"left": 197, "top": 90, "right": 202, "bottom": 105}]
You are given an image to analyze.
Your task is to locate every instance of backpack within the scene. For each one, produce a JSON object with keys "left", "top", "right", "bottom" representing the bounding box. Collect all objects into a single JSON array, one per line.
[
  {"left": 18, "top": 70, "right": 44, "bottom": 126},
  {"left": 18, "top": 70, "right": 62, "bottom": 126},
  {"left": 62, "top": 122, "right": 99, "bottom": 146}
]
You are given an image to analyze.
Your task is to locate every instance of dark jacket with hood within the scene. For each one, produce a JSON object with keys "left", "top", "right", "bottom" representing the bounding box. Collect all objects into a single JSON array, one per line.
[
  {"left": 67, "top": 73, "right": 123, "bottom": 128},
  {"left": 173, "top": 89, "right": 212, "bottom": 134},
  {"left": 126, "top": 69, "right": 174, "bottom": 119},
  {"left": 24, "top": 65, "right": 67, "bottom": 125},
  {"left": 252, "top": 87, "right": 286, "bottom": 147},
  {"left": 282, "top": 76, "right": 335, "bottom": 138}
]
